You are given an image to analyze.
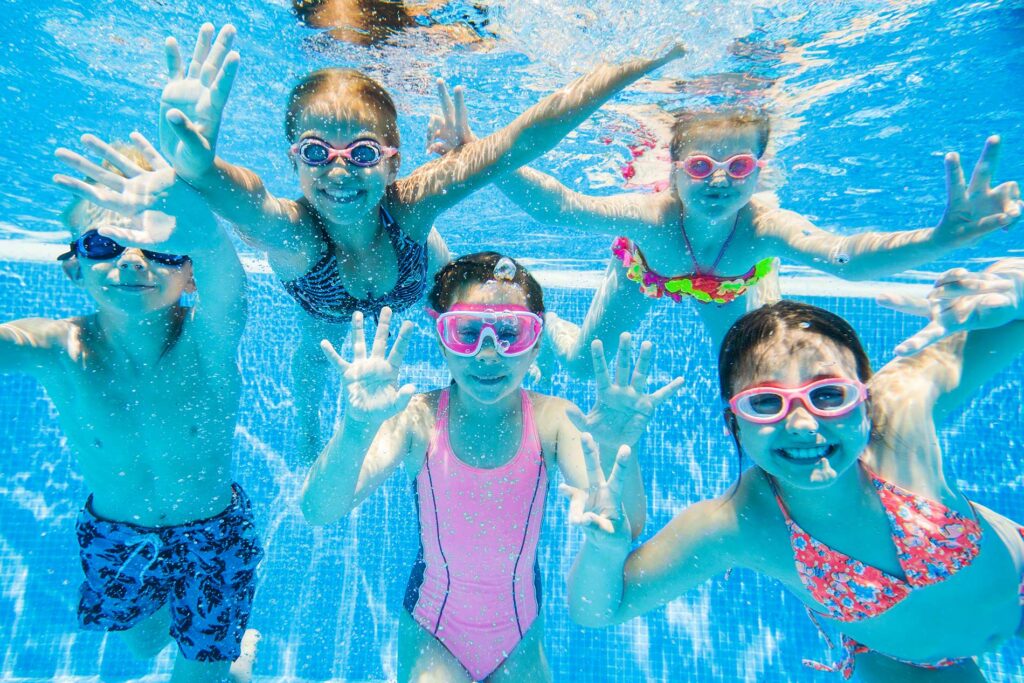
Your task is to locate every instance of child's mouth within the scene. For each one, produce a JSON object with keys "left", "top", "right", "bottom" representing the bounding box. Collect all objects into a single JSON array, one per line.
[
  {"left": 775, "top": 444, "right": 837, "bottom": 463},
  {"left": 319, "top": 187, "right": 364, "bottom": 204}
]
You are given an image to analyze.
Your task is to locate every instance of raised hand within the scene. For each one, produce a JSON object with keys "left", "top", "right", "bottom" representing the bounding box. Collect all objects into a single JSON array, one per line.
[
  {"left": 569, "top": 333, "right": 684, "bottom": 449},
  {"left": 159, "top": 23, "right": 240, "bottom": 183},
  {"left": 426, "top": 79, "right": 475, "bottom": 155},
  {"left": 53, "top": 132, "right": 208, "bottom": 254},
  {"left": 320, "top": 308, "right": 416, "bottom": 424},
  {"left": 934, "top": 136, "right": 1023, "bottom": 246},
  {"left": 879, "top": 265, "right": 1023, "bottom": 356},
  {"left": 559, "top": 436, "right": 633, "bottom": 546}
]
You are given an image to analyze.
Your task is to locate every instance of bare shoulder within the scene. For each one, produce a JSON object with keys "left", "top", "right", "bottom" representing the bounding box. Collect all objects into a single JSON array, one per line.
[
  {"left": 718, "top": 467, "right": 788, "bottom": 569},
  {"left": 526, "top": 391, "right": 575, "bottom": 439}
]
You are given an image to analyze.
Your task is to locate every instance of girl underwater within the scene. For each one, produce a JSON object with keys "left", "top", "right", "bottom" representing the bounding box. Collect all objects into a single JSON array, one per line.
[
  {"left": 562, "top": 258, "right": 1024, "bottom": 681},
  {"left": 155, "top": 23, "right": 685, "bottom": 461},
  {"left": 428, "top": 92, "right": 1024, "bottom": 377},
  {"left": 300, "top": 252, "right": 682, "bottom": 682}
]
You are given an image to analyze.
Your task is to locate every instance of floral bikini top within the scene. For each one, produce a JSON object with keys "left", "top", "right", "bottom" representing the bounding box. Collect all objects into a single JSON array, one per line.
[
  {"left": 766, "top": 466, "right": 982, "bottom": 623},
  {"left": 611, "top": 213, "right": 772, "bottom": 305}
]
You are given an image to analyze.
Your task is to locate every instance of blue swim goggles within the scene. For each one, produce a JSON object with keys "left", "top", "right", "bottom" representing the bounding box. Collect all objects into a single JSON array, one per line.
[{"left": 57, "top": 230, "right": 190, "bottom": 267}]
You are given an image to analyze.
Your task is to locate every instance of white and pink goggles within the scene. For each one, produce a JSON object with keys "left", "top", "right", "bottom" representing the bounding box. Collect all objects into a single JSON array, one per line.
[
  {"left": 728, "top": 378, "right": 868, "bottom": 424},
  {"left": 429, "top": 303, "right": 544, "bottom": 357}
]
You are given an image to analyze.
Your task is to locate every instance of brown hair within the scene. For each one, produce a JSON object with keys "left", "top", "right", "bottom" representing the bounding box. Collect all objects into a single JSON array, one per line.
[
  {"left": 284, "top": 68, "right": 400, "bottom": 147},
  {"left": 428, "top": 252, "right": 544, "bottom": 315},
  {"left": 669, "top": 108, "right": 771, "bottom": 161}
]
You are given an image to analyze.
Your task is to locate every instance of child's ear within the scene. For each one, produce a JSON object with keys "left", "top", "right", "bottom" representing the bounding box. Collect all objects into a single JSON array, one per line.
[
  {"left": 387, "top": 152, "right": 401, "bottom": 185},
  {"left": 182, "top": 262, "right": 197, "bottom": 294},
  {"left": 723, "top": 408, "right": 739, "bottom": 436},
  {"left": 61, "top": 258, "right": 82, "bottom": 284}
]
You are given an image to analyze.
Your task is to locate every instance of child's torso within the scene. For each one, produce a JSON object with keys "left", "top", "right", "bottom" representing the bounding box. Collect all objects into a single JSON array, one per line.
[{"left": 43, "top": 318, "right": 239, "bottom": 526}]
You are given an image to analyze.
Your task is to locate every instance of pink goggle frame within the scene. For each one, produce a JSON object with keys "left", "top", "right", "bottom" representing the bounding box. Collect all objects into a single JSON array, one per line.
[
  {"left": 675, "top": 153, "right": 764, "bottom": 180},
  {"left": 428, "top": 303, "right": 543, "bottom": 357},
  {"left": 728, "top": 378, "right": 868, "bottom": 424}
]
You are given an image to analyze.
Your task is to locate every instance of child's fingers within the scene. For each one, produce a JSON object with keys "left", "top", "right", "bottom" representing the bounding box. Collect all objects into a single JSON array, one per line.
[
  {"left": 605, "top": 445, "right": 632, "bottom": 502},
  {"left": 971, "top": 212, "right": 1015, "bottom": 236},
  {"left": 393, "top": 384, "right": 417, "bottom": 413},
  {"left": 96, "top": 226, "right": 147, "bottom": 246},
  {"left": 436, "top": 78, "right": 455, "bottom": 125},
  {"left": 81, "top": 134, "right": 146, "bottom": 178},
  {"left": 187, "top": 23, "right": 215, "bottom": 80},
  {"left": 614, "top": 332, "right": 632, "bottom": 386},
  {"left": 371, "top": 306, "right": 392, "bottom": 357},
  {"left": 565, "top": 405, "right": 587, "bottom": 433},
  {"left": 165, "top": 36, "right": 184, "bottom": 79},
  {"left": 129, "top": 132, "right": 171, "bottom": 171},
  {"left": 649, "top": 376, "right": 685, "bottom": 406},
  {"left": 968, "top": 134, "right": 1000, "bottom": 195},
  {"left": 581, "top": 511, "right": 615, "bottom": 535},
  {"left": 580, "top": 433, "right": 606, "bottom": 489},
  {"left": 201, "top": 24, "right": 236, "bottom": 87},
  {"left": 590, "top": 339, "right": 612, "bottom": 394},
  {"left": 165, "top": 109, "right": 209, "bottom": 152},
  {"left": 350, "top": 310, "right": 367, "bottom": 360},
  {"left": 943, "top": 151, "right": 966, "bottom": 201},
  {"left": 558, "top": 484, "right": 588, "bottom": 525},
  {"left": 454, "top": 85, "right": 470, "bottom": 137},
  {"left": 629, "top": 340, "right": 653, "bottom": 392},
  {"left": 932, "top": 276, "right": 1013, "bottom": 299},
  {"left": 932, "top": 267, "right": 973, "bottom": 288},
  {"left": 52, "top": 173, "right": 105, "bottom": 203},
  {"left": 876, "top": 292, "right": 930, "bottom": 317},
  {"left": 320, "top": 339, "right": 350, "bottom": 371},
  {"left": 210, "top": 52, "right": 240, "bottom": 112},
  {"left": 54, "top": 148, "right": 127, "bottom": 192},
  {"left": 894, "top": 321, "right": 948, "bottom": 357},
  {"left": 387, "top": 320, "right": 415, "bottom": 369}
]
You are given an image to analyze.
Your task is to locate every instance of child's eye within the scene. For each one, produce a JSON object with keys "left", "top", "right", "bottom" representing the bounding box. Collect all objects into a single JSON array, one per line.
[{"left": 455, "top": 321, "right": 482, "bottom": 342}]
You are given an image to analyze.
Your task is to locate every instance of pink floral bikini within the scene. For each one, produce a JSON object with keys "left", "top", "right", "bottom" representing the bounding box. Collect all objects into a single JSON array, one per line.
[{"left": 765, "top": 464, "right": 993, "bottom": 678}]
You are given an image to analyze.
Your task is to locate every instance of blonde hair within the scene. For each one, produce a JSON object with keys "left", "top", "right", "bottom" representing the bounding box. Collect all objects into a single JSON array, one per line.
[
  {"left": 284, "top": 68, "right": 399, "bottom": 147},
  {"left": 669, "top": 108, "right": 771, "bottom": 161}
]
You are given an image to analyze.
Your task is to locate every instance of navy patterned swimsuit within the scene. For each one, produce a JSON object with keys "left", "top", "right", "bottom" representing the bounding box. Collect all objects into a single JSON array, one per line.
[{"left": 282, "top": 205, "right": 428, "bottom": 323}]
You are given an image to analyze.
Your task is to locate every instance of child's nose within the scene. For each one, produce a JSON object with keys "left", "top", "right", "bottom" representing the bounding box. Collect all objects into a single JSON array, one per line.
[
  {"left": 117, "top": 249, "right": 147, "bottom": 270},
  {"left": 785, "top": 401, "right": 820, "bottom": 435},
  {"left": 708, "top": 169, "right": 730, "bottom": 186}
]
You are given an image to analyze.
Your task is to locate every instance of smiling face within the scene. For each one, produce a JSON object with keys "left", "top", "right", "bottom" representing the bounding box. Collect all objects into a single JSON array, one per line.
[
  {"left": 672, "top": 125, "right": 763, "bottom": 218},
  {"left": 292, "top": 107, "right": 399, "bottom": 225},
  {"left": 68, "top": 247, "right": 194, "bottom": 316},
  {"left": 439, "top": 281, "right": 541, "bottom": 405},
  {"left": 728, "top": 327, "right": 871, "bottom": 488}
]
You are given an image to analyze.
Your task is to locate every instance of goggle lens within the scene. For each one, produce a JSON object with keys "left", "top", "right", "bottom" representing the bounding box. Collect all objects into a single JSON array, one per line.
[
  {"left": 727, "top": 155, "right": 757, "bottom": 177},
  {"left": 298, "top": 140, "right": 332, "bottom": 165},
  {"left": 294, "top": 138, "right": 391, "bottom": 168},
  {"left": 346, "top": 142, "right": 383, "bottom": 166},
  {"left": 680, "top": 154, "right": 760, "bottom": 180}
]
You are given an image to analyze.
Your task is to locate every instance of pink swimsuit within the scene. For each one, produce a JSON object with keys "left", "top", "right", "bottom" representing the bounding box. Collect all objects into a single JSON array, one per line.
[{"left": 404, "top": 388, "right": 548, "bottom": 681}]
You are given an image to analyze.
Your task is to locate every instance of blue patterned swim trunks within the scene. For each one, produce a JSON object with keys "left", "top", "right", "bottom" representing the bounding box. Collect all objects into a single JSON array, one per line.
[{"left": 76, "top": 483, "right": 263, "bottom": 662}]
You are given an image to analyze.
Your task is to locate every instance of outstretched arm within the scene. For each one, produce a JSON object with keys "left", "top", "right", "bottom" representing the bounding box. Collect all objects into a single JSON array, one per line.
[
  {"left": 53, "top": 132, "right": 248, "bottom": 344},
  {"left": 301, "top": 308, "right": 419, "bottom": 525},
  {"left": 759, "top": 137, "right": 1022, "bottom": 280},
  {"left": 426, "top": 81, "right": 657, "bottom": 239},
  {"left": 876, "top": 258, "right": 1024, "bottom": 422},
  {"left": 562, "top": 442, "right": 737, "bottom": 627},
  {"left": 396, "top": 46, "right": 686, "bottom": 232},
  {"left": 158, "top": 24, "right": 313, "bottom": 265}
]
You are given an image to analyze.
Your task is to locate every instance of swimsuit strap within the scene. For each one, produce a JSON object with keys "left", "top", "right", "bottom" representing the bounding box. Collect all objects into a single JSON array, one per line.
[
  {"left": 679, "top": 211, "right": 741, "bottom": 276},
  {"left": 762, "top": 471, "right": 795, "bottom": 523}
]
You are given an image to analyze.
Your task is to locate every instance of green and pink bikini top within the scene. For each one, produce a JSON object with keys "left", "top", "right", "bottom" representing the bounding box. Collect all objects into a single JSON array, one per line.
[{"left": 611, "top": 215, "right": 772, "bottom": 305}]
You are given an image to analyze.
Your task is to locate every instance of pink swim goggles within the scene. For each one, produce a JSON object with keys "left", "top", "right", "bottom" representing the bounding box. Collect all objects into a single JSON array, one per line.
[
  {"left": 291, "top": 137, "right": 398, "bottom": 168},
  {"left": 729, "top": 378, "right": 867, "bottom": 424},
  {"left": 676, "top": 153, "right": 763, "bottom": 180},
  {"left": 429, "top": 303, "right": 544, "bottom": 357}
]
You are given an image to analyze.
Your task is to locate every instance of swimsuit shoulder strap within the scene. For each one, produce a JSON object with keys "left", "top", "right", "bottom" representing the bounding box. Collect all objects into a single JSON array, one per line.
[
  {"left": 518, "top": 390, "right": 543, "bottom": 460},
  {"left": 762, "top": 471, "right": 795, "bottom": 523}
]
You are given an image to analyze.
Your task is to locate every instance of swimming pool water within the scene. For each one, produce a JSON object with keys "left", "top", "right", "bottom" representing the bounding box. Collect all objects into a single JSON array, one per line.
[{"left": 2, "top": 0, "right": 1023, "bottom": 681}]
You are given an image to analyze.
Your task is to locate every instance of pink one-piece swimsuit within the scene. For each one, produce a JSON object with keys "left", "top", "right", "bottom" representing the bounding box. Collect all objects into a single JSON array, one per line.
[{"left": 404, "top": 387, "right": 548, "bottom": 681}]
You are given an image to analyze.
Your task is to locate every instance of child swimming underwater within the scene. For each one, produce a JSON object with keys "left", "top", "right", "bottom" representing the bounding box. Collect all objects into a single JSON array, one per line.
[
  {"left": 155, "top": 23, "right": 685, "bottom": 461},
  {"left": 300, "top": 252, "right": 682, "bottom": 682},
  {"left": 0, "top": 134, "right": 262, "bottom": 683},
  {"left": 429, "top": 93, "right": 1024, "bottom": 376},
  {"left": 563, "top": 259, "right": 1024, "bottom": 681}
]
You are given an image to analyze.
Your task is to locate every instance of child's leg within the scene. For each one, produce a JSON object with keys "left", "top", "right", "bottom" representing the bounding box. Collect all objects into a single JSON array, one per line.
[
  {"left": 292, "top": 317, "right": 349, "bottom": 467},
  {"left": 548, "top": 261, "right": 653, "bottom": 378},
  {"left": 397, "top": 609, "right": 473, "bottom": 683},
  {"left": 118, "top": 605, "right": 172, "bottom": 659},
  {"left": 487, "top": 615, "right": 552, "bottom": 683}
]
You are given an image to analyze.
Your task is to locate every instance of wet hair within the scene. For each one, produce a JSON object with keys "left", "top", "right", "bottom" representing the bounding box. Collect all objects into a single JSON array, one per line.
[
  {"left": 668, "top": 107, "right": 771, "bottom": 161},
  {"left": 284, "top": 68, "right": 400, "bottom": 147},
  {"left": 428, "top": 252, "right": 544, "bottom": 315},
  {"left": 718, "top": 300, "right": 872, "bottom": 402},
  {"left": 293, "top": 0, "right": 413, "bottom": 46}
]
